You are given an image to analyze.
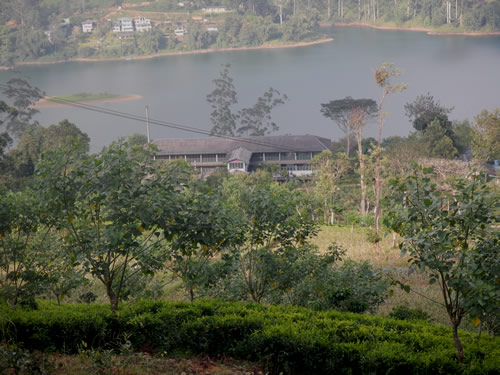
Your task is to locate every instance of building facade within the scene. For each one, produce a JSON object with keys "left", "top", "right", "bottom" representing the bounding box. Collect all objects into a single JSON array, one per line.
[
  {"left": 82, "top": 20, "right": 94, "bottom": 33},
  {"left": 134, "top": 17, "right": 152, "bottom": 32},
  {"left": 153, "top": 135, "right": 331, "bottom": 177},
  {"left": 119, "top": 18, "right": 134, "bottom": 32}
]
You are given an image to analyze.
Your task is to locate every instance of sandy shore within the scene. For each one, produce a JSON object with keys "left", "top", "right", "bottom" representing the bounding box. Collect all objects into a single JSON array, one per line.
[
  {"left": 34, "top": 94, "right": 143, "bottom": 108},
  {"left": 0, "top": 38, "right": 334, "bottom": 70},
  {"left": 331, "top": 22, "right": 500, "bottom": 36}
]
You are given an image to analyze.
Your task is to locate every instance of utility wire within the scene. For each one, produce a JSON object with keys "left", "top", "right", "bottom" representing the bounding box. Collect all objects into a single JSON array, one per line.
[{"left": 0, "top": 85, "right": 318, "bottom": 153}]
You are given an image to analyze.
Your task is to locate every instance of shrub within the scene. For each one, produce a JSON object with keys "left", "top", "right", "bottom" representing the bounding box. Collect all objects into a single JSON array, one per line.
[
  {"left": 389, "top": 306, "right": 432, "bottom": 322},
  {"left": 1, "top": 301, "right": 499, "bottom": 374}
]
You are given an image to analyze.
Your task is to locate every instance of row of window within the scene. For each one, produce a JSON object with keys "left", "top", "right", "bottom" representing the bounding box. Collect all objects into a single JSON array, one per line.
[
  {"left": 250, "top": 152, "right": 320, "bottom": 162},
  {"left": 194, "top": 163, "right": 312, "bottom": 173},
  {"left": 158, "top": 152, "right": 321, "bottom": 163},
  {"left": 228, "top": 162, "right": 244, "bottom": 170},
  {"left": 159, "top": 154, "right": 227, "bottom": 162},
  {"left": 280, "top": 164, "right": 312, "bottom": 171}
]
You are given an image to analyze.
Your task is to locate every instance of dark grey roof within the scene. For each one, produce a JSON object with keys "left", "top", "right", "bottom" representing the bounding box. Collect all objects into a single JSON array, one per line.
[
  {"left": 227, "top": 147, "right": 252, "bottom": 164},
  {"left": 153, "top": 135, "right": 331, "bottom": 155}
]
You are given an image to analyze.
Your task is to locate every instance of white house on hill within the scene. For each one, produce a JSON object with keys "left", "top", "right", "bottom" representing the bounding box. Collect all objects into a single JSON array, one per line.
[
  {"left": 134, "top": 17, "right": 152, "bottom": 32},
  {"left": 82, "top": 20, "right": 95, "bottom": 33}
]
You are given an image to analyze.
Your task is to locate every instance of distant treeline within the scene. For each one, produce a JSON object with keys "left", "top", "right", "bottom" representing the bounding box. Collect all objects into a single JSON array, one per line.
[{"left": 0, "top": 0, "right": 498, "bottom": 65}]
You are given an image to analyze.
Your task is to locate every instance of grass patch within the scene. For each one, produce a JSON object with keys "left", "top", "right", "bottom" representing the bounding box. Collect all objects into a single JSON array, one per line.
[
  {"left": 312, "top": 225, "right": 450, "bottom": 326},
  {"left": 47, "top": 92, "right": 120, "bottom": 103}
]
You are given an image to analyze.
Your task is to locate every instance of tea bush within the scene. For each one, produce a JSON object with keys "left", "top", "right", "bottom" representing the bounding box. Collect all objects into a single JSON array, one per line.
[{"left": 1, "top": 300, "right": 499, "bottom": 374}]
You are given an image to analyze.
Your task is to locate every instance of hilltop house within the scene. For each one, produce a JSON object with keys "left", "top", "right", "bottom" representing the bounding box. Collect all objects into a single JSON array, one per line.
[
  {"left": 119, "top": 18, "right": 134, "bottom": 32},
  {"left": 202, "top": 6, "right": 227, "bottom": 13},
  {"left": 153, "top": 135, "right": 331, "bottom": 177},
  {"left": 134, "top": 17, "right": 152, "bottom": 32},
  {"left": 82, "top": 20, "right": 95, "bottom": 33},
  {"left": 111, "top": 20, "right": 121, "bottom": 32}
]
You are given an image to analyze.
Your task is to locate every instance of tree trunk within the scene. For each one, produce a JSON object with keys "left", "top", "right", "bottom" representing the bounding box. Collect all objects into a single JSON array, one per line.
[
  {"left": 354, "top": 121, "right": 367, "bottom": 215},
  {"left": 106, "top": 281, "right": 119, "bottom": 313},
  {"left": 346, "top": 132, "right": 351, "bottom": 157},
  {"left": 328, "top": 0, "right": 331, "bottom": 19},
  {"left": 358, "top": 0, "right": 361, "bottom": 20},
  {"left": 279, "top": 4, "right": 283, "bottom": 24},
  {"left": 452, "top": 322, "right": 464, "bottom": 363}
]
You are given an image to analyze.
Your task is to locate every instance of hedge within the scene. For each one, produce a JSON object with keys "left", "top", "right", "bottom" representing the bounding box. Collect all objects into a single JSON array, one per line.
[{"left": 1, "top": 300, "right": 499, "bottom": 374}]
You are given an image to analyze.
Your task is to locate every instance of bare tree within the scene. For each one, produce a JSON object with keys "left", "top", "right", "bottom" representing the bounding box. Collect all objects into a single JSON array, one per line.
[
  {"left": 349, "top": 103, "right": 377, "bottom": 214},
  {"left": 373, "top": 63, "right": 406, "bottom": 234}
]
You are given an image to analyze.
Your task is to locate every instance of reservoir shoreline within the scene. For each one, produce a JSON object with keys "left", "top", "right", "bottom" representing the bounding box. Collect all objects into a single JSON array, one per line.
[{"left": 0, "top": 38, "right": 334, "bottom": 70}]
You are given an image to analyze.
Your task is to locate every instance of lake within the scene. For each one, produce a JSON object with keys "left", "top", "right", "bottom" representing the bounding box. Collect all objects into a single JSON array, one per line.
[{"left": 1, "top": 27, "right": 500, "bottom": 153}]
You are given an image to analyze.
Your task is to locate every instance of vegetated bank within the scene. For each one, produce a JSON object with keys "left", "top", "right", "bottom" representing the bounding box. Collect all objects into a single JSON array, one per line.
[
  {"left": 331, "top": 22, "right": 500, "bottom": 36},
  {"left": 1, "top": 300, "right": 498, "bottom": 375},
  {"left": 35, "top": 92, "right": 143, "bottom": 108},
  {"left": 1, "top": 38, "right": 334, "bottom": 70}
]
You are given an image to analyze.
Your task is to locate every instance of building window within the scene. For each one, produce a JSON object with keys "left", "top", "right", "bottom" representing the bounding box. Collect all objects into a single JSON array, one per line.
[
  {"left": 280, "top": 164, "right": 296, "bottom": 171},
  {"left": 251, "top": 153, "right": 263, "bottom": 162},
  {"left": 186, "top": 154, "right": 201, "bottom": 162},
  {"left": 217, "top": 154, "right": 226, "bottom": 162},
  {"left": 198, "top": 166, "right": 219, "bottom": 173},
  {"left": 280, "top": 152, "right": 294, "bottom": 160},
  {"left": 229, "top": 162, "right": 244, "bottom": 170},
  {"left": 296, "top": 164, "right": 311, "bottom": 171},
  {"left": 202, "top": 154, "right": 217, "bottom": 162},
  {"left": 265, "top": 152, "right": 280, "bottom": 161},
  {"left": 296, "top": 152, "right": 312, "bottom": 160}
]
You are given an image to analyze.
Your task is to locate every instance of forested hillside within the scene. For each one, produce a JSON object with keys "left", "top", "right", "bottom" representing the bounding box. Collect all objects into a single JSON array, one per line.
[{"left": 1, "top": 0, "right": 498, "bottom": 66}]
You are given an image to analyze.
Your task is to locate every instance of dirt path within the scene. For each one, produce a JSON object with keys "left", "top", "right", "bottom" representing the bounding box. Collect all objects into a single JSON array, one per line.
[{"left": 34, "top": 94, "right": 143, "bottom": 108}]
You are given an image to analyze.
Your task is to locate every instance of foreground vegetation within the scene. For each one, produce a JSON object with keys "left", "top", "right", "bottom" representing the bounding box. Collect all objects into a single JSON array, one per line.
[
  {"left": 0, "top": 67, "right": 499, "bottom": 373},
  {"left": 2, "top": 300, "right": 499, "bottom": 374}
]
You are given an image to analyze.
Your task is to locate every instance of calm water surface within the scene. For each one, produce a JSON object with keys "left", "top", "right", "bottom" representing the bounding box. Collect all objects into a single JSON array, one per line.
[{"left": 1, "top": 27, "right": 499, "bottom": 152}]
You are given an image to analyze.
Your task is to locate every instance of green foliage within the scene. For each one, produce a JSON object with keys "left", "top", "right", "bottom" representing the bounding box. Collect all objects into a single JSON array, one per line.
[
  {"left": 206, "top": 64, "right": 238, "bottom": 136},
  {"left": 365, "top": 230, "right": 381, "bottom": 244},
  {"left": 282, "top": 8, "right": 320, "bottom": 42},
  {"left": 2, "top": 300, "right": 500, "bottom": 374},
  {"left": 7, "top": 119, "right": 89, "bottom": 179},
  {"left": 310, "top": 150, "right": 350, "bottom": 223},
  {"left": 471, "top": 108, "right": 500, "bottom": 163},
  {"left": 207, "top": 64, "right": 287, "bottom": 137},
  {"left": 0, "top": 343, "right": 56, "bottom": 375},
  {"left": 237, "top": 88, "right": 288, "bottom": 136},
  {"left": 386, "top": 165, "right": 500, "bottom": 361},
  {"left": 162, "top": 188, "right": 243, "bottom": 301},
  {"left": 0, "top": 78, "right": 44, "bottom": 138},
  {"left": 35, "top": 141, "right": 183, "bottom": 312},
  {"left": 389, "top": 306, "right": 431, "bottom": 322},
  {"left": 220, "top": 183, "right": 317, "bottom": 303},
  {"left": 0, "top": 189, "right": 49, "bottom": 307}
]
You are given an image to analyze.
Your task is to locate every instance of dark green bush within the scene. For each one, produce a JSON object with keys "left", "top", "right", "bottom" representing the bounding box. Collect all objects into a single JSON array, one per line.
[
  {"left": 389, "top": 305, "right": 432, "bottom": 321},
  {"left": 1, "top": 300, "right": 499, "bottom": 374}
]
